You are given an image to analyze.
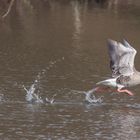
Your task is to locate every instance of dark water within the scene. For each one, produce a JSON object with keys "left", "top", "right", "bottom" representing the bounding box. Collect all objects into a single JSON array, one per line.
[{"left": 0, "top": 0, "right": 140, "bottom": 139}]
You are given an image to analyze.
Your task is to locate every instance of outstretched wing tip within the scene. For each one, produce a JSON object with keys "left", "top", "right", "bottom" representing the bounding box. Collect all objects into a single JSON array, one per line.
[
  {"left": 123, "top": 39, "right": 137, "bottom": 53},
  {"left": 107, "top": 39, "right": 118, "bottom": 47},
  {"left": 108, "top": 38, "right": 115, "bottom": 43},
  {"left": 106, "top": 38, "right": 137, "bottom": 77}
]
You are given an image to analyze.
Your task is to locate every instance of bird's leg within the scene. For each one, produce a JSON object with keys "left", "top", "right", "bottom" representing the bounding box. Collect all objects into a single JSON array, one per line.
[
  {"left": 117, "top": 88, "right": 134, "bottom": 96},
  {"left": 95, "top": 86, "right": 134, "bottom": 96}
]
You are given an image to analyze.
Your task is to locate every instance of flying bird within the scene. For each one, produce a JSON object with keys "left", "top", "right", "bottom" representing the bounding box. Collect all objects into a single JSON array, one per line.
[{"left": 95, "top": 39, "right": 140, "bottom": 96}]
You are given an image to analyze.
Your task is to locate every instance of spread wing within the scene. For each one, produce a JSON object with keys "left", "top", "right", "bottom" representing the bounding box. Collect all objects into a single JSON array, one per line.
[{"left": 108, "top": 39, "right": 137, "bottom": 77}]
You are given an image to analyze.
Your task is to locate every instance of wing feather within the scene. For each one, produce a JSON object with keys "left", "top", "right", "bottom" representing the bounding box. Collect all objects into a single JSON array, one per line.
[{"left": 107, "top": 39, "right": 137, "bottom": 77}]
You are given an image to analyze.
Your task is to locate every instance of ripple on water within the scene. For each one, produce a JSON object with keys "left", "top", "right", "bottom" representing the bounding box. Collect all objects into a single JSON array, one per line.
[{"left": 126, "top": 103, "right": 140, "bottom": 109}]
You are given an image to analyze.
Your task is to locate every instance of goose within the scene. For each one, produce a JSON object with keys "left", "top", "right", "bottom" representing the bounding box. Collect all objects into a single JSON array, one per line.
[{"left": 95, "top": 39, "right": 140, "bottom": 96}]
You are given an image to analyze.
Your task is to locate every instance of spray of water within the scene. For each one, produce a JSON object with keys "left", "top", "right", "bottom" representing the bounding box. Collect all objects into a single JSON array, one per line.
[
  {"left": 46, "top": 94, "right": 57, "bottom": 104},
  {"left": 23, "top": 83, "right": 43, "bottom": 103},
  {"left": 84, "top": 88, "right": 103, "bottom": 104},
  {"left": 23, "top": 58, "right": 64, "bottom": 104},
  {"left": 22, "top": 57, "right": 103, "bottom": 105}
]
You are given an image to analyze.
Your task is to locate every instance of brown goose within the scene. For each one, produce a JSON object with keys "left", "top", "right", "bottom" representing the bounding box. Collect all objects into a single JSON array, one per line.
[{"left": 95, "top": 39, "right": 140, "bottom": 96}]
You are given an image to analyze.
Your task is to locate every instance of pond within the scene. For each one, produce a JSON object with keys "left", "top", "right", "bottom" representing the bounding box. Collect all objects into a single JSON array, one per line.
[{"left": 0, "top": 0, "right": 140, "bottom": 139}]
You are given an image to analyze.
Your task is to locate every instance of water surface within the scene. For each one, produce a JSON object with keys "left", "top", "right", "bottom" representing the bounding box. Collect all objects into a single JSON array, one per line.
[{"left": 0, "top": 0, "right": 140, "bottom": 139}]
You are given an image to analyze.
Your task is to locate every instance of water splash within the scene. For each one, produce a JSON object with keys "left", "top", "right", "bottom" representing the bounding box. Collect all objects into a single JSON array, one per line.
[
  {"left": 84, "top": 88, "right": 103, "bottom": 104},
  {"left": 45, "top": 94, "right": 57, "bottom": 104},
  {"left": 23, "top": 67, "right": 44, "bottom": 103},
  {"left": 23, "top": 83, "right": 43, "bottom": 103},
  {"left": 23, "top": 58, "right": 64, "bottom": 104},
  {"left": 46, "top": 57, "right": 64, "bottom": 71},
  {"left": 23, "top": 82, "right": 57, "bottom": 104}
]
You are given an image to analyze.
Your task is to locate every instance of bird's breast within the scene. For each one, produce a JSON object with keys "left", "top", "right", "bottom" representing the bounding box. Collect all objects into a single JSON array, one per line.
[{"left": 116, "top": 75, "right": 131, "bottom": 87}]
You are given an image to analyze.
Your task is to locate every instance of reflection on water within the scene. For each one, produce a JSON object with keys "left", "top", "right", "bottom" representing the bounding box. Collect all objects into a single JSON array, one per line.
[
  {"left": 0, "top": 0, "right": 140, "bottom": 139},
  {"left": 72, "top": 0, "right": 82, "bottom": 42}
]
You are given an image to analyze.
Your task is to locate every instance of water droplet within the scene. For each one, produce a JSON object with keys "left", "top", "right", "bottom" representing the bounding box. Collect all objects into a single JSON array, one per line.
[{"left": 84, "top": 88, "right": 103, "bottom": 104}]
